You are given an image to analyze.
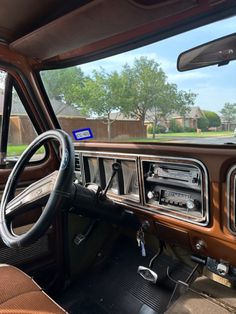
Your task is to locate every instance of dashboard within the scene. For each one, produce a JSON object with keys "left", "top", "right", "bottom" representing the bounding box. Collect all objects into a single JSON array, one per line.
[
  {"left": 77, "top": 151, "right": 208, "bottom": 226},
  {"left": 74, "top": 143, "right": 236, "bottom": 269}
]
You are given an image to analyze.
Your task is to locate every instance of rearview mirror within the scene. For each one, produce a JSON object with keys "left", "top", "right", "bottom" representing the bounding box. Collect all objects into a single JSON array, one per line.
[{"left": 177, "top": 33, "right": 236, "bottom": 71}]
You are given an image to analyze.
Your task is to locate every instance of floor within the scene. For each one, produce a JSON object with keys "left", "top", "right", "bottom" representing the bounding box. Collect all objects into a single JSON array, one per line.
[{"left": 56, "top": 236, "right": 192, "bottom": 314}]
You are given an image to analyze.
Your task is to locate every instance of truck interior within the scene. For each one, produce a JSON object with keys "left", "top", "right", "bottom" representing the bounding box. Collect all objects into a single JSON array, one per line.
[{"left": 1, "top": 1, "right": 236, "bottom": 313}]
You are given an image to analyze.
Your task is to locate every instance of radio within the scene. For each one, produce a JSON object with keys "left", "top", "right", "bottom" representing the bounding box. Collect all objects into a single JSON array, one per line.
[
  {"left": 142, "top": 159, "right": 208, "bottom": 225},
  {"left": 147, "top": 188, "right": 201, "bottom": 212},
  {"left": 147, "top": 163, "right": 200, "bottom": 187}
]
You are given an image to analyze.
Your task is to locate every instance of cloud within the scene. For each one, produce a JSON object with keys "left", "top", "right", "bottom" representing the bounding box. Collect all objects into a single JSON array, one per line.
[
  {"left": 79, "top": 51, "right": 175, "bottom": 74},
  {"left": 191, "top": 85, "right": 236, "bottom": 112},
  {"left": 168, "top": 71, "right": 210, "bottom": 83}
]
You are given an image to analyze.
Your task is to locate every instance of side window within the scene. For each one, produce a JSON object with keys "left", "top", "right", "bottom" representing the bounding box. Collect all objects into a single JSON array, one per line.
[{"left": 0, "top": 70, "right": 44, "bottom": 162}]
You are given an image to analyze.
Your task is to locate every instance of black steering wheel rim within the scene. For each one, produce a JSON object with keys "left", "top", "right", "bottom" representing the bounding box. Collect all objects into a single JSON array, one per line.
[{"left": 0, "top": 129, "right": 74, "bottom": 248}]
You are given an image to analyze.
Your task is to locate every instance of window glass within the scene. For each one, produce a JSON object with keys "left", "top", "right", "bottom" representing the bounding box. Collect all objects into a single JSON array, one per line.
[
  {"left": 8, "top": 88, "right": 45, "bottom": 160},
  {"left": 0, "top": 71, "right": 6, "bottom": 133},
  {"left": 0, "top": 71, "right": 45, "bottom": 161},
  {"left": 41, "top": 16, "right": 236, "bottom": 145}
]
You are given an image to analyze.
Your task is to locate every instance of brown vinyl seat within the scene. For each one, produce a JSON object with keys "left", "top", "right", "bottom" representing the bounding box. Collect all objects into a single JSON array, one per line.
[{"left": 0, "top": 264, "right": 67, "bottom": 314}]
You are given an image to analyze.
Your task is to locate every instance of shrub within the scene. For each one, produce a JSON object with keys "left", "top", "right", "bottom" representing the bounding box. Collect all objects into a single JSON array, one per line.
[
  {"left": 197, "top": 117, "right": 209, "bottom": 131},
  {"left": 203, "top": 110, "right": 221, "bottom": 127},
  {"left": 184, "top": 127, "right": 195, "bottom": 132},
  {"left": 169, "top": 119, "right": 184, "bottom": 133},
  {"left": 147, "top": 125, "right": 166, "bottom": 134},
  {"left": 147, "top": 125, "right": 153, "bottom": 134}
]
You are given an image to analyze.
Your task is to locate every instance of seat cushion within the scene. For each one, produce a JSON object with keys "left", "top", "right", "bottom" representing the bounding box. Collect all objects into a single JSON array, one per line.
[{"left": 0, "top": 264, "right": 66, "bottom": 313}]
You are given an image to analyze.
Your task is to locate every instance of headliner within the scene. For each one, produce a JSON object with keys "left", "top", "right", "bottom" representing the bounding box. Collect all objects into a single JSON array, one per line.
[{"left": 2, "top": 0, "right": 236, "bottom": 69}]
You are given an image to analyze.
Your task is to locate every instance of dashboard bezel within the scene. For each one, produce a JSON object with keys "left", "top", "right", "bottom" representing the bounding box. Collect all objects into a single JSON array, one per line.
[
  {"left": 140, "top": 155, "right": 209, "bottom": 226},
  {"left": 80, "top": 151, "right": 141, "bottom": 205},
  {"left": 78, "top": 150, "right": 209, "bottom": 227},
  {"left": 227, "top": 165, "right": 236, "bottom": 234}
]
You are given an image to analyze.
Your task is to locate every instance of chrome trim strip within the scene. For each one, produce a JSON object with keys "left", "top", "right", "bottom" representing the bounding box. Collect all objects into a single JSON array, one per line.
[
  {"left": 75, "top": 150, "right": 209, "bottom": 227},
  {"left": 140, "top": 157, "right": 208, "bottom": 226},
  {"left": 227, "top": 165, "right": 236, "bottom": 235}
]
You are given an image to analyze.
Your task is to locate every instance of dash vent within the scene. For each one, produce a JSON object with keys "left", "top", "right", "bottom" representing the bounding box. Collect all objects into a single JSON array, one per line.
[
  {"left": 75, "top": 152, "right": 81, "bottom": 172},
  {"left": 75, "top": 151, "right": 82, "bottom": 183}
]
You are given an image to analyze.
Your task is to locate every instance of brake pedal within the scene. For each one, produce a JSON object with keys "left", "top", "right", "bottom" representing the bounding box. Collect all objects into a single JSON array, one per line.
[{"left": 137, "top": 266, "right": 158, "bottom": 284}]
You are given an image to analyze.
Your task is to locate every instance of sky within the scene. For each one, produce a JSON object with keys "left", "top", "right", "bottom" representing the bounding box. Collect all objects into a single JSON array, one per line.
[{"left": 80, "top": 15, "right": 236, "bottom": 113}]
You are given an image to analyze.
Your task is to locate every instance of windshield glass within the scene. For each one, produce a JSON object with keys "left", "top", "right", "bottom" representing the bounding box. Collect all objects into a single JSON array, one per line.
[{"left": 41, "top": 16, "right": 236, "bottom": 145}]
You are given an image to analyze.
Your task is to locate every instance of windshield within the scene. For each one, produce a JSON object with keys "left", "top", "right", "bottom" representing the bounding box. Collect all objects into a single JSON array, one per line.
[{"left": 41, "top": 16, "right": 236, "bottom": 145}]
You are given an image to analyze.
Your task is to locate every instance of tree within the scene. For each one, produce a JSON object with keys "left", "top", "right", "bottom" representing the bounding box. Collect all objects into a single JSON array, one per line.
[
  {"left": 120, "top": 57, "right": 196, "bottom": 138},
  {"left": 120, "top": 57, "right": 167, "bottom": 125},
  {"left": 41, "top": 67, "right": 85, "bottom": 107},
  {"left": 79, "top": 68, "right": 124, "bottom": 141},
  {"left": 176, "top": 90, "right": 196, "bottom": 116},
  {"left": 146, "top": 84, "right": 195, "bottom": 138},
  {"left": 197, "top": 117, "right": 209, "bottom": 131},
  {"left": 203, "top": 111, "right": 221, "bottom": 127},
  {"left": 220, "top": 102, "right": 236, "bottom": 130}
]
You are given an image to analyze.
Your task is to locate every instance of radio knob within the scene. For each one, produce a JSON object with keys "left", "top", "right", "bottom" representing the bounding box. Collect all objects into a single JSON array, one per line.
[
  {"left": 147, "top": 191, "right": 155, "bottom": 200},
  {"left": 186, "top": 200, "right": 195, "bottom": 210}
]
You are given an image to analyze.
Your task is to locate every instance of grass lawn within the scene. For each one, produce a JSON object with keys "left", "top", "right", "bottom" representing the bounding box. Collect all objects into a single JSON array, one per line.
[
  {"left": 7, "top": 145, "right": 45, "bottom": 157},
  {"left": 147, "top": 131, "right": 232, "bottom": 138},
  {"left": 125, "top": 131, "right": 233, "bottom": 142}
]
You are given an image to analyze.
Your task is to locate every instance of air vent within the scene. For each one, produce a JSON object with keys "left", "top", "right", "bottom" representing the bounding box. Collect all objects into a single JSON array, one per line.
[
  {"left": 75, "top": 152, "right": 81, "bottom": 172},
  {"left": 75, "top": 151, "right": 82, "bottom": 183}
]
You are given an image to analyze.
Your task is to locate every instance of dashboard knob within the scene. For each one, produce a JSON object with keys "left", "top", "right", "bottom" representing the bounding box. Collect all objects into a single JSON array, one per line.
[
  {"left": 147, "top": 191, "right": 155, "bottom": 200},
  {"left": 186, "top": 199, "right": 200, "bottom": 211},
  {"left": 195, "top": 239, "right": 206, "bottom": 251},
  {"left": 186, "top": 199, "right": 195, "bottom": 210},
  {"left": 186, "top": 199, "right": 198, "bottom": 210}
]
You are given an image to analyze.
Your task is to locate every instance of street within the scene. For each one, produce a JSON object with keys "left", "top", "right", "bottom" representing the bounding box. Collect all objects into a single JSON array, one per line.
[{"left": 167, "top": 136, "right": 236, "bottom": 145}]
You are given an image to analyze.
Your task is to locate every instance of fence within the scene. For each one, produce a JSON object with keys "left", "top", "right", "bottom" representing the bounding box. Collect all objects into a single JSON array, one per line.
[{"left": 8, "top": 116, "right": 146, "bottom": 144}]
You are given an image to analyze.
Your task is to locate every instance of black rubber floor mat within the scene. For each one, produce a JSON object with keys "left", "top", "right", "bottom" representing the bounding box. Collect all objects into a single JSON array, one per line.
[
  {"left": 70, "top": 297, "right": 108, "bottom": 314},
  {"left": 57, "top": 236, "right": 192, "bottom": 314}
]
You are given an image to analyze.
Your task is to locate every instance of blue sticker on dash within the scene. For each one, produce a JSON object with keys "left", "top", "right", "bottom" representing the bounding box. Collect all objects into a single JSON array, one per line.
[{"left": 72, "top": 128, "right": 94, "bottom": 141}]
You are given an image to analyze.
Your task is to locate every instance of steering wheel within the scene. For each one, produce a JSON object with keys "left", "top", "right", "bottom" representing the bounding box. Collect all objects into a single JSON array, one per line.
[{"left": 0, "top": 129, "right": 74, "bottom": 248}]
